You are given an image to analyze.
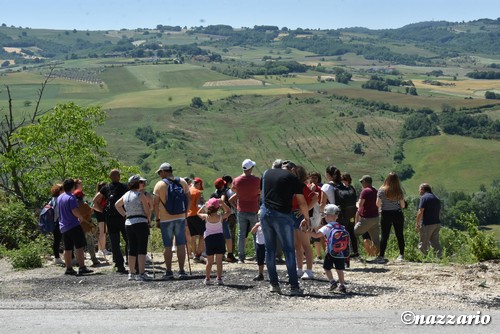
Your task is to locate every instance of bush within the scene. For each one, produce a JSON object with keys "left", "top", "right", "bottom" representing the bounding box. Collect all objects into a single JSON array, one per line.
[
  {"left": 0, "top": 199, "right": 38, "bottom": 249},
  {"left": 7, "top": 237, "right": 50, "bottom": 269}
]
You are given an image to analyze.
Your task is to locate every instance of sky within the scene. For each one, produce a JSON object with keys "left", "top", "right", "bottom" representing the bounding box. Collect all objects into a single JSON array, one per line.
[{"left": 2, "top": 0, "right": 499, "bottom": 31}]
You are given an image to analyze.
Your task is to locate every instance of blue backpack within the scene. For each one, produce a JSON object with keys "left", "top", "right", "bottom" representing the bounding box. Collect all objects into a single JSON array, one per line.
[
  {"left": 163, "top": 177, "right": 188, "bottom": 215},
  {"left": 326, "top": 222, "right": 350, "bottom": 258},
  {"left": 38, "top": 203, "right": 55, "bottom": 234}
]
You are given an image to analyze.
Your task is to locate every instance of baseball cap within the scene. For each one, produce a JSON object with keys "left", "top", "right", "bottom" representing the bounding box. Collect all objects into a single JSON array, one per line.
[
  {"left": 206, "top": 197, "right": 220, "bottom": 209},
  {"left": 324, "top": 204, "right": 340, "bottom": 216},
  {"left": 214, "top": 177, "right": 226, "bottom": 189},
  {"left": 128, "top": 174, "right": 145, "bottom": 185},
  {"left": 156, "top": 162, "right": 173, "bottom": 174},
  {"left": 73, "top": 189, "right": 85, "bottom": 198},
  {"left": 242, "top": 159, "right": 256, "bottom": 170},
  {"left": 193, "top": 177, "right": 204, "bottom": 190},
  {"left": 359, "top": 175, "right": 373, "bottom": 184}
]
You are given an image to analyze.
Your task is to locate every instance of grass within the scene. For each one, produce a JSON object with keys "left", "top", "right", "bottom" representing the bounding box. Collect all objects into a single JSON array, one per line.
[
  {"left": 481, "top": 224, "right": 500, "bottom": 246},
  {"left": 402, "top": 135, "right": 500, "bottom": 195}
]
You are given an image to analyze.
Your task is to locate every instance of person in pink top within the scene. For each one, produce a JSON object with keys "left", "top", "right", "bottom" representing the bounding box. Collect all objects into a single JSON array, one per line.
[
  {"left": 198, "top": 198, "right": 231, "bottom": 285},
  {"left": 229, "top": 159, "right": 261, "bottom": 263}
]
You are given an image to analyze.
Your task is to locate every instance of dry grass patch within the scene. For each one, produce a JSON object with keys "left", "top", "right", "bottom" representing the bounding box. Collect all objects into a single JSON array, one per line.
[{"left": 203, "top": 79, "right": 266, "bottom": 87}]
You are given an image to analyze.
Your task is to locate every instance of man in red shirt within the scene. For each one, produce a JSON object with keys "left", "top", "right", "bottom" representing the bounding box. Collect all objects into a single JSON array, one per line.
[
  {"left": 354, "top": 175, "right": 380, "bottom": 259},
  {"left": 230, "top": 159, "right": 261, "bottom": 263}
]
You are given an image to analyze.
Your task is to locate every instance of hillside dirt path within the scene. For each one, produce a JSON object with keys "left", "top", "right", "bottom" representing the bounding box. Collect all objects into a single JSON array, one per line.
[{"left": 0, "top": 255, "right": 498, "bottom": 312}]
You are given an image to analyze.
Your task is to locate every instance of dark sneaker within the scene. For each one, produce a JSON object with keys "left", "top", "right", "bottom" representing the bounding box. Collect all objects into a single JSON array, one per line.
[
  {"left": 162, "top": 270, "right": 174, "bottom": 280},
  {"left": 194, "top": 256, "right": 205, "bottom": 264},
  {"left": 216, "top": 278, "right": 224, "bottom": 286},
  {"left": 253, "top": 273, "right": 264, "bottom": 281},
  {"left": 237, "top": 259, "right": 245, "bottom": 264},
  {"left": 64, "top": 268, "right": 77, "bottom": 276},
  {"left": 290, "top": 286, "right": 304, "bottom": 296},
  {"left": 328, "top": 281, "right": 338, "bottom": 291},
  {"left": 78, "top": 267, "right": 94, "bottom": 275},
  {"left": 116, "top": 266, "right": 128, "bottom": 274},
  {"left": 178, "top": 270, "right": 188, "bottom": 279},
  {"left": 337, "top": 284, "right": 347, "bottom": 293},
  {"left": 374, "top": 256, "right": 388, "bottom": 264},
  {"left": 269, "top": 284, "right": 281, "bottom": 294}
]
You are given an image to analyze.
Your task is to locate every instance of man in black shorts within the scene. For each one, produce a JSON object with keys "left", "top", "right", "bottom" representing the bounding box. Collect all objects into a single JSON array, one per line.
[{"left": 58, "top": 178, "right": 93, "bottom": 276}]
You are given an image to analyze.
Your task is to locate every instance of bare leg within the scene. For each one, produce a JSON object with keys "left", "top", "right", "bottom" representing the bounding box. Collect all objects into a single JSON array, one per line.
[
  {"left": 163, "top": 247, "right": 173, "bottom": 271},
  {"left": 176, "top": 242, "right": 186, "bottom": 271},
  {"left": 216, "top": 254, "right": 223, "bottom": 279},
  {"left": 75, "top": 247, "right": 85, "bottom": 268},
  {"left": 205, "top": 255, "right": 214, "bottom": 279},
  {"left": 128, "top": 255, "right": 137, "bottom": 274},
  {"left": 137, "top": 254, "right": 145, "bottom": 274}
]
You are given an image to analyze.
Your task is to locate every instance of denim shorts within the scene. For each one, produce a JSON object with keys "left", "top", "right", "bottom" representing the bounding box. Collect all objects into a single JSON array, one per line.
[
  {"left": 159, "top": 219, "right": 186, "bottom": 247},
  {"left": 222, "top": 220, "right": 231, "bottom": 239}
]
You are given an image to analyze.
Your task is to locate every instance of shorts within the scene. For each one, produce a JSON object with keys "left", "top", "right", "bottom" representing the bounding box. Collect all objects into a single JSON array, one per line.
[
  {"left": 126, "top": 223, "right": 149, "bottom": 256},
  {"left": 323, "top": 253, "right": 345, "bottom": 271},
  {"left": 63, "top": 225, "right": 87, "bottom": 251},
  {"left": 291, "top": 211, "right": 303, "bottom": 230},
  {"left": 187, "top": 215, "right": 205, "bottom": 236},
  {"left": 159, "top": 219, "right": 186, "bottom": 247},
  {"left": 222, "top": 220, "right": 231, "bottom": 239},
  {"left": 204, "top": 233, "right": 226, "bottom": 256}
]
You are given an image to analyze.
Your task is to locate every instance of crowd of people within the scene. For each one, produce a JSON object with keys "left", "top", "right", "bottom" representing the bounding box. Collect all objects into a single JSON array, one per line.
[{"left": 48, "top": 159, "right": 442, "bottom": 295}]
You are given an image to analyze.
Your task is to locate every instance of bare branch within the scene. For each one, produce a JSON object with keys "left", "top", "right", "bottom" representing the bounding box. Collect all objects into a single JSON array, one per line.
[{"left": 32, "top": 64, "right": 57, "bottom": 122}]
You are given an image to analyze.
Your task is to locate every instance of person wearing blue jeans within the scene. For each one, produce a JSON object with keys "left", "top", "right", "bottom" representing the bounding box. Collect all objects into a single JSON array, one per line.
[
  {"left": 237, "top": 211, "right": 258, "bottom": 262},
  {"left": 259, "top": 160, "right": 310, "bottom": 296}
]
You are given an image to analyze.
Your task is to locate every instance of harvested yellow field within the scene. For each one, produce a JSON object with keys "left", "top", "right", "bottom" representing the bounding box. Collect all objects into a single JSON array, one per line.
[
  {"left": 3, "top": 47, "right": 23, "bottom": 53},
  {"left": 414, "top": 78, "right": 500, "bottom": 96},
  {"left": 203, "top": 79, "right": 266, "bottom": 87}
]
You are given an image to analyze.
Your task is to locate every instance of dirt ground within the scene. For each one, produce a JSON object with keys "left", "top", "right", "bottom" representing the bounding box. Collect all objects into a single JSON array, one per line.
[{"left": 0, "top": 254, "right": 499, "bottom": 312}]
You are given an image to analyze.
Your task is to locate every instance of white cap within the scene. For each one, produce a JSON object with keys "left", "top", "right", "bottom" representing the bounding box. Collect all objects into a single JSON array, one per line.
[
  {"left": 242, "top": 159, "right": 256, "bottom": 170},
  {"left": 324, "top": 204, "right": 340, "bottom": 216}
]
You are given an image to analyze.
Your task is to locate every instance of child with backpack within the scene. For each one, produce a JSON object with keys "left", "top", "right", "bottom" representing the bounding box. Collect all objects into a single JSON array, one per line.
[
  {"left": 309, "top": 204, "right": 348, "bottom": 293},
  {"left": 197, "top": 197, "right": 231, "bottom": 285}
]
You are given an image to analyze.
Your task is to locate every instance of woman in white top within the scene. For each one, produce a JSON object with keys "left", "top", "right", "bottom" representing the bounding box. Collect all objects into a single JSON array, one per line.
[{"left": 115, "top": 175, "right": 151, "bottom": 281}]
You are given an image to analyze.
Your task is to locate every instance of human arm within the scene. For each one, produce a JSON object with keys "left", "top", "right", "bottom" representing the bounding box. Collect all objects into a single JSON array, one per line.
[
  {"left": 296, "top": 194, "right": 310, "bottom": 230},
  {"left": 114, "top": 195, "right": 126, "bottom": 218},
  {"left": 220, "top": 199, "right": 232, "bottom": 220},
  {"left": 228, "top": 193, "right": 238, "bottom": 209},
  {"left": 93, "top": 192, "right": 105, "bottom": 212},
  {"left": 250, "top": 222, "right": 261, "bottom": 234},
  {"left": 416, "top": 208, "right": 424, "bottom": 231}
]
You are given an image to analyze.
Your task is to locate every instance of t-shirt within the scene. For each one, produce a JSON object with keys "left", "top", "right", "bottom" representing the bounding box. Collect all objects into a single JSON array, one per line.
[
  {"left": 256, "top": 225, "right": 265, "bottom": 245},
  {"left": 377, "top": 188, "right": 402, "bottom": 211},
  {"left": 153, "top": 178, "right": 190, "bottom": 222},
  {"left": 419, "top": 192, "right": 441, "bottom": 225},
  {"left": 321, "top": 182, "right": 336, "bottom": 204},
  {"left": 57, "top": 192, "right": 80, "bottom": 234},
  {"left": 291, "top": 183, "right": 316, "bottom": 211},
  {"left": 318, "top": 222, "right": 335, "bottom": 237},
  {"left": 187, "top": 187, "right": 202, "bottom": 217},
  {"left": 359, "top": 186, "right": 378, "bottom": 218},
  {"left": 232, "top": 174, "right": 260, "bottom": 212},
  {"left": 261, "top": 169, "right": 303, "bottom": 214}
]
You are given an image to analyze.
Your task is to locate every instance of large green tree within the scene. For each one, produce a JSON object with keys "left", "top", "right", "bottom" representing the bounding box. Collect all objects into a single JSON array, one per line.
[{"left": 12, "top": 103, "right": 132, "bottom": 205}]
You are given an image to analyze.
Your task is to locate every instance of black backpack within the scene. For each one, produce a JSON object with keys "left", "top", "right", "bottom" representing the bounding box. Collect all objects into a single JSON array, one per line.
[
  {"left": 332, "top": 182, "right": 357, "bottom": 224},
  {"left": 104, "top": 182, "right": 128, "bottom": 218}
]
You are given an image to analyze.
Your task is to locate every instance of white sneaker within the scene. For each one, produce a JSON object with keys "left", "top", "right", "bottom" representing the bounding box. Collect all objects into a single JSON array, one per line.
[
  {"left": 301, "top": 269, "right": 314, "bottom": 280},
  {"left": 128, "top": 273, "right": 136, "bottom": 281},
  {"left": 96, "top": 251, "right": 105, "bottom": 258},
  {"left": 136, "top": 272, "right": 152, "bottom": 281},
  {"left": 396, "top": 255, "right": 404, "bottom": 262},
  {"left": 296, "top": 269, "right": 304, "bottom": 277},
  {"left": 103, "top": 249, "right": 112, "bottom": 256},
  {"left": 53, "top": 258, "right": 64, "bottom": 265}
]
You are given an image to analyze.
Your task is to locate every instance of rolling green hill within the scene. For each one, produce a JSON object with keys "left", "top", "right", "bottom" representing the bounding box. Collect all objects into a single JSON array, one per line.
[{"left": 1, "top": 20, "right": 500, "bottom": 197}]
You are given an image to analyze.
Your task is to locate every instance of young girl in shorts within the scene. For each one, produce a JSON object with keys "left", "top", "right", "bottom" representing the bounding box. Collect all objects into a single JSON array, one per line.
[{"left": 197, "top": 197, "right": 231, "bottom": 285}]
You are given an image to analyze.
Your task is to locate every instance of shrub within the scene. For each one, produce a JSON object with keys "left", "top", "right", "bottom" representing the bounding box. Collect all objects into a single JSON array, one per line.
[
  {"left": 7, "top": 237, "right": 50, "bottom": 269},
  {"left": 0, "top": 199, "right": 38, "bottom": 250}
]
